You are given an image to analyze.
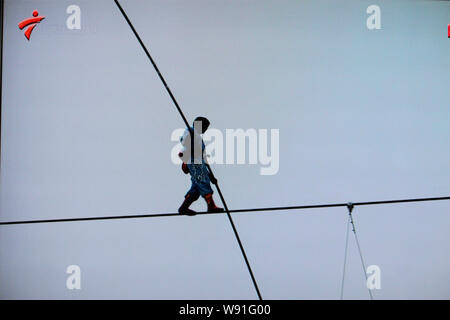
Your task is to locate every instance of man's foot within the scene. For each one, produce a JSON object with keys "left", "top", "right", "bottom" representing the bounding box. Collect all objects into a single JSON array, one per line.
[
  {"left": 204, "top": 193, "right": 224, "bottom": 213},
  {"left": 208, "top": 207, "right": 224, "bottom": 213},
  {"left": 178, "top": 193, "right": 199, "bottom": 216},
  {"left": 179, "top": 208, "right": 197, "bottom": 216}
]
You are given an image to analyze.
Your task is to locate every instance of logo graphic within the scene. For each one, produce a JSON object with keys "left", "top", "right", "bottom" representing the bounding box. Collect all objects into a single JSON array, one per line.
[{"left": 18, "top": 10, "right": 45, "bottom": 40}]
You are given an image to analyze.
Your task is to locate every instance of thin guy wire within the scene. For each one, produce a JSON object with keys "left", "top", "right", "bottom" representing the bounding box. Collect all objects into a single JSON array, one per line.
[
  {"left": 113, "top": 0, "right": 262, "bottom": 300},
  {"left": 348, "top": 205, "right": 374, "bottom": 300},
  {"left": 340, "top": 214, "right": 351, "bottom": 300}
]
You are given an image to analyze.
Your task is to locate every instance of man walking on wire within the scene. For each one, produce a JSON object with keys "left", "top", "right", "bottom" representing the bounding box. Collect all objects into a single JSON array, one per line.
[{"left": 178, "top": 117, "right": 224, "bottom": 215}]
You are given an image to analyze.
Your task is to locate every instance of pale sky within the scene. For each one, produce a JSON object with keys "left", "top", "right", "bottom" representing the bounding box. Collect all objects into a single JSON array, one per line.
[{"left": 0, "top": 0, "right": 449, "bottom": 299}]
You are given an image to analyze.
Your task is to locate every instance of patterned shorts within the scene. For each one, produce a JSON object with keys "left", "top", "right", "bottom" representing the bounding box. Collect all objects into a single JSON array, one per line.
[{"left": 185, "top": 163, "right": 213, "bottom": 197}]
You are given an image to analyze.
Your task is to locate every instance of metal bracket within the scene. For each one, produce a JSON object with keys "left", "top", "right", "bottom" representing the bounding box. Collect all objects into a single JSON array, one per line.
[
  {"left": 347, "top": 202, "right": 356, "bottom": 232},
  {"left": 347, "top": 202, "right": 354, "bottom": 213}
]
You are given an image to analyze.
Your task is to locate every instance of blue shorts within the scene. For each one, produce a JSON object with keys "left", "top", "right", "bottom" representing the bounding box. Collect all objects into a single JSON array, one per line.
[{"left": 185, "top": 163, "right": 213, "bottom": 197}]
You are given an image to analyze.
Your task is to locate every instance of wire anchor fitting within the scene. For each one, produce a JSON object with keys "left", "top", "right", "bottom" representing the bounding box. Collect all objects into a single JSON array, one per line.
[{"left": 347, "top": 202, "right": 356, "bottom": 233}]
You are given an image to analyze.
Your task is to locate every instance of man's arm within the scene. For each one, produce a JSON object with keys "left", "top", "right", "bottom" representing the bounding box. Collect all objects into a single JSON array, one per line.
[{"left": 203, "top": 155, "right": 218, "bottom": 185}]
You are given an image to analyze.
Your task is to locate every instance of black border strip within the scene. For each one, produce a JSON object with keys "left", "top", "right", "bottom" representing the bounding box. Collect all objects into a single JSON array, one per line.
[{"left": 0, "top": 0, "right": 4, "bottom": 174}]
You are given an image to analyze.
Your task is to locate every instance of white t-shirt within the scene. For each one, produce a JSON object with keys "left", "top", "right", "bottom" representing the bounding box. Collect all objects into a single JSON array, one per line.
[{"left": 180, "top": 127, "right": 206, "bottom": 164}]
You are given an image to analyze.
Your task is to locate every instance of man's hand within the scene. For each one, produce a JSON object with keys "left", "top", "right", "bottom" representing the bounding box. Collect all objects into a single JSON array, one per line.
[
  {"left": 209, "top": 174, "right": 218, "bottom": 185},
  {"left": 181, "top": 163, "right": 189, "bottom": 174}
]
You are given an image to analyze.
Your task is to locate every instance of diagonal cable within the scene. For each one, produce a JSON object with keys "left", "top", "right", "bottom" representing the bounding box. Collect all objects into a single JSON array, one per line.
[{"left": 113, "top": 0, "right": 262, "bottom": 300}]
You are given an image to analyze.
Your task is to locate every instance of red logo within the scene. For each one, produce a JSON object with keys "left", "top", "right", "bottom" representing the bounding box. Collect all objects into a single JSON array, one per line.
[{"left": 18, "top": 10, "right": 45, "bottom": 41}]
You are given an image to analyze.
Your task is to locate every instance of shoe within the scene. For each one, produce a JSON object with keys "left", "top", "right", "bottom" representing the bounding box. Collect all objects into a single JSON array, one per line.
[
  {"left": 204, "top": 193, "right": 224, "bottom": 213},
  {"left": 178, "top": 193, "right": 199, "bottom": 215}
]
